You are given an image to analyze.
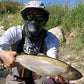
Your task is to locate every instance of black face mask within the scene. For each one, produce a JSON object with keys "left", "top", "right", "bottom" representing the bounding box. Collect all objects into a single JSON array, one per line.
[{"left": 25, "top": 20, "right": 45, "bottom": 38}]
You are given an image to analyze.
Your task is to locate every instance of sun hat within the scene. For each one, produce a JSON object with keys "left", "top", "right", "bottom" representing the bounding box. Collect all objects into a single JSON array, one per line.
[{"left": 20, "top": 1, "right": 49, "bottom": 20}]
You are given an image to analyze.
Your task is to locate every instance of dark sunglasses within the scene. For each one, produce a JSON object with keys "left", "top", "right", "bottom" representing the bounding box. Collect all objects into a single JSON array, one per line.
[{"left": 27, "top": 14, "right": 44, "bottom": 21}]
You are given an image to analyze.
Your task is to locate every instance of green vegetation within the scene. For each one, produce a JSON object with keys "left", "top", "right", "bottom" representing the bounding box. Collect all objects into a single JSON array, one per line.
[
  {"left": 0, "top": 0, "right": 24, "bottom": 29},
  {"left": 0, "top": 1, "right": 84, "bottom": 32},
  {"left": 45, "top": 5, "right": 64, "bottom": 30},
  {"left": 0, "top": 1, "right": 23, "bottom": 14},
  {"left": 2, "top": 13, "right": 24, "bottom": 30},
  {"left": 61, "top": 3, "right": 84, "bottom": 32}
]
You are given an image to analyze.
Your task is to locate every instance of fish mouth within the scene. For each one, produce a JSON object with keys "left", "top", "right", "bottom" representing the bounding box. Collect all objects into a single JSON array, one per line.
[
  {"left": 72, "top": 69, "right": 83, "bottom": 80},
  {"left": 66, "top": 66, "right": 83, "bottom": 80},
  {"left": 62, "top": 69, "right": 83, "bottom": 80},
  {"left": 76, "top": 72, "right": 83, "bottom": 80},
  {"left": 71, "top": 72, "right": 83, "bottom": 80}
]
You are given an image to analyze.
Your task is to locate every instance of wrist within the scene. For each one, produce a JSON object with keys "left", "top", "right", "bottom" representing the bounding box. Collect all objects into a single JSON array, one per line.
[{"left": 0, "top": 50, "right": 5, "bottom": 60}]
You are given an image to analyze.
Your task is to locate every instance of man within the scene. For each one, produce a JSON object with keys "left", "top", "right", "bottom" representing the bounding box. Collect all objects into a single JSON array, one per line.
[{"left": 0, "top": 1, "right": 69, "bottom": 84}]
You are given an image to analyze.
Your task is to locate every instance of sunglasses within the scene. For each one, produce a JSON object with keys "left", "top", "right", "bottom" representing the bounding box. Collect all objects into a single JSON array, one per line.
[{"left": 27, "top": 14, "right": 44, "bottom": 21}]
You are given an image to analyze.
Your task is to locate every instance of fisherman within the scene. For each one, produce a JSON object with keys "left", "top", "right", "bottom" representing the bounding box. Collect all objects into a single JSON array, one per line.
[{"left": 0, "top": 1, "right": 69, "bottom": 84}]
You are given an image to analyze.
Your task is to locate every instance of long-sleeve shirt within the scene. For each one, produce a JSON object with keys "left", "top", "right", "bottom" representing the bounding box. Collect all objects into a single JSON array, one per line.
[{"left": 0, "top": 25, "right": 59, "bottom": 59}]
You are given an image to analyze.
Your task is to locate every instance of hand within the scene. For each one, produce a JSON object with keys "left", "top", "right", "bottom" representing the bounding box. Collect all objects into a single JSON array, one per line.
[
  {"left": 47, "top": 62, "right": 71, "bottom": 84},
  {"left": 47, "top": 75, "right": 69, "bottom": 84},
  {"left": 32, "top": 72, "right": 41, "bottom": 80},
  {"left": 55, "top": 75, "right": 69, "bottom": 84},
  {"left": 0, "top": 50, "right": 18, "bottom": 68}
]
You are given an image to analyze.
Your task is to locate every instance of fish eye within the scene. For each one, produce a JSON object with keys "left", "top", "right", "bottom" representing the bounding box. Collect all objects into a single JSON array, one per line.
[
  {"left": 75, "top": 73, "right": 79, "bottom": 76},
  {"left": 75, "top": 73, "right": 82, "bottom": 78}
]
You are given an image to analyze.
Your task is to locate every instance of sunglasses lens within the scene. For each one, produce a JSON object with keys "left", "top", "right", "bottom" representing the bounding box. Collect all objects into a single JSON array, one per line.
[
  {"left": 27, "top": 14, "right": 33, "bottom": 20},
  {"left": 27, "top": 14, "right": 43, "bottom": 21},
  {"left": 35, "top": 15, "right": 43, "bottom": 21}
]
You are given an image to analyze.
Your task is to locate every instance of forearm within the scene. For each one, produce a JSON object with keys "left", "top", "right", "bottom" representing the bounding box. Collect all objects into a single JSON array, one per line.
[
  {"left": 0, "top": 50, "right": 9, "bottom": 62},
  {"left": 0, "top": 50, "right": 18, "bottom": 68},
  {"left": 0, "top": 50, "right": 5, "bottom": 61}
]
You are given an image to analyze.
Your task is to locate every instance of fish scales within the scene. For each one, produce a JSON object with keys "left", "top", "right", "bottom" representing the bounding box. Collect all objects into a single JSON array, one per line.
[
  {"left": 16, "top": 54, "right": 82, "bottom": 80},
  {"left": 17, "top": 56, "right": 65, "bottom": 77}
]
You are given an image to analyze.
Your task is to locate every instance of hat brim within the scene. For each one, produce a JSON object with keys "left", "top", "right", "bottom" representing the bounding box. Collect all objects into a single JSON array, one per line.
[{"left": 20, "top": 7, "right": 49, "bottom": 20}]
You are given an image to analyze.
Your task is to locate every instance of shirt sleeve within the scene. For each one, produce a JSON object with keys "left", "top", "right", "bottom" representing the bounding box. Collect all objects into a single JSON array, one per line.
[
  {"left": 0, "top": 25, "right": 22, "bottom": 51},
  {"left": 45, "top": 31, "right": 59, "bottom": 59}
]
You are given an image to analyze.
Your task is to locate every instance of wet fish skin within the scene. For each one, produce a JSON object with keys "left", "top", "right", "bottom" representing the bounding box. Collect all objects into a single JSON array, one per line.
[{"left": 16, "top": 54, "right": 82, "bottom": 80}]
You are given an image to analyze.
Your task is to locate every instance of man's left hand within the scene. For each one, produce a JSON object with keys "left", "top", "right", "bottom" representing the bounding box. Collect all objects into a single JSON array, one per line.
[
  {"left": 47, "top": 75, "right": 69, "bottom": 84},
  {"left": 47, "top": 62, "right": 71, "bottom": 84}
]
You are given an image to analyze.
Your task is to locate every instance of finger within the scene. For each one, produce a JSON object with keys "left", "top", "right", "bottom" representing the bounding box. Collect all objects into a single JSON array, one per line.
[
  {"left": 6, "top": 63, "right": 16, "bottom": 68},
  {"left": 59, "top": 76, "right": 65, "bottom": 83},
  {"left": 66, "top": 62, "right": 71, "bottom": 65},
  {"left": 13, "top": 60, "right": 18, "bottom": 66},
  {"left": 47, "top": 76, "right": 51, "bottom": 79},
  {"left": 65, "top": 80, "right": 69, "bottom": 84},
  {"left": 11, "top": 51, "right": 18, "bottom": 56},
  {"left": 55, "top": 75, "right": 66, "bottom": 83},
  {"left": 8, "top": 61, "right": 18, "bottom": 68},
  {"left": 14, "top": 61, "right": 18, "bottom": 65},
  {"left": 55, "top": 75, "right": 59, "bottom": 82}
]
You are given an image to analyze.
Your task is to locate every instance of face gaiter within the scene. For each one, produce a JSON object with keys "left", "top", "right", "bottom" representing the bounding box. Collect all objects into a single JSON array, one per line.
[
  {"left": 23, "top": 20, "right": 46, "bottom": 55},
  {"left": 25, "top": 20, "right": 45, "bottom": 39}
]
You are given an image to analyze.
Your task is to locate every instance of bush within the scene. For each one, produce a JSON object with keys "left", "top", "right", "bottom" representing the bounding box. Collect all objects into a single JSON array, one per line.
[
  {"left": 45, "top": 5, "right": 64, "bottom": 30},
  {"left": 61, "top": 8, "right": 74, "bottom": 31},
  {"left": 0, "top": 1, "right": 23, "bottom": 14},
  {"left": 73, "top": 4, "right": 84, "bottom": 28},
  {"left": 61, "top": 3, "right": 84, "bottom": 32},
  {"left": 0, "top": 1, "right": 84, "bottom": 32},
  {"left": 2, "top": 13, "right": 24, "bottom": 30}
]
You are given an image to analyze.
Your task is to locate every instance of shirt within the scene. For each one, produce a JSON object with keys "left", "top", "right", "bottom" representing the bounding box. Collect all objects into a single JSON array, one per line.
[{"left": 0, "top": 25, "right": 59, "bottom": 59}]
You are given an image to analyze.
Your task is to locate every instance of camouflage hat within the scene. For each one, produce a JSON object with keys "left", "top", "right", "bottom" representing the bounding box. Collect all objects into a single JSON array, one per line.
[{"left": 20, "top": 1, "right": 49, "bottom": 20}]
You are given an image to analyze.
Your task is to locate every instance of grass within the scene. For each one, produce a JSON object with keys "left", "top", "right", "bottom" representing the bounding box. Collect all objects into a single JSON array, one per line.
[{"left": 1, "top": 13, "right": 24, "bottom": 30}]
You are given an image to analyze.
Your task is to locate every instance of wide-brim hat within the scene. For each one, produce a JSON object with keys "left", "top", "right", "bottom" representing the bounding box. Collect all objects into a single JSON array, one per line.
[{"left": 20, "top": 1, "right": 49, "bottom": 20}]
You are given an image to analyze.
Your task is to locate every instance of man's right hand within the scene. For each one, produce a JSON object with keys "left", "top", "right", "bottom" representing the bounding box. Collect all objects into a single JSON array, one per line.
[{"left": 0, "top": 50, "right": 18, "bottom": 68}]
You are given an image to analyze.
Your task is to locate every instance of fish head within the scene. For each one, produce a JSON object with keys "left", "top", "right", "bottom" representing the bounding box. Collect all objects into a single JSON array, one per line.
[{"left": 62, "top": 66, "right": 82, "bottom": 80}]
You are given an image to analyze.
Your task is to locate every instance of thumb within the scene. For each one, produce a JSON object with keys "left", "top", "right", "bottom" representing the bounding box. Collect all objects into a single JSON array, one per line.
[
  {"left": 47, "top": 76, "right": 51, "bottom": 79},
  {"left": 11, "top": 51, "right": 18, "bottom": 57}
]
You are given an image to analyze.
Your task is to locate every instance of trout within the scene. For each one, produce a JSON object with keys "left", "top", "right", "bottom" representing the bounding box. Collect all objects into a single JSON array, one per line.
[{"left": 16, "top": 54, "right": 82, "bottom": 80}]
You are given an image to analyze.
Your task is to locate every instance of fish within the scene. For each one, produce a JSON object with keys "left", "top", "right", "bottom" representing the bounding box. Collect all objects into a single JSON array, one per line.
[{"left": 16, "top": 54, "right": 82, "bottom": 80}]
